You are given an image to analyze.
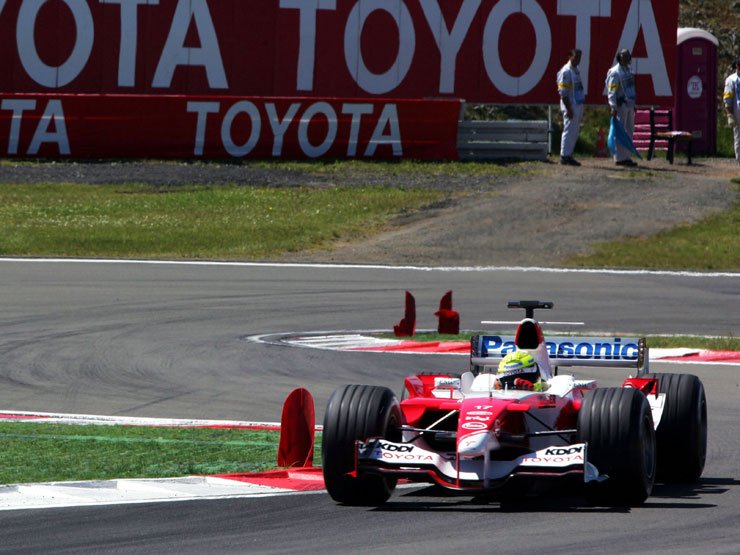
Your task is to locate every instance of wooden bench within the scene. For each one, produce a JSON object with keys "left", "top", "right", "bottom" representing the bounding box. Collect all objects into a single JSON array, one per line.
[
  {"left": 457, "top": 120, "right": 548, "bottom": 161},
  {"left": 633, "top": 108, "right": 693, "bottom": 164}
]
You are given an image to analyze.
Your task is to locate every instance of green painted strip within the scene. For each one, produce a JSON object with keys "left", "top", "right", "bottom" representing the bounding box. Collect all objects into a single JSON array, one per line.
[{"left": 0, "top": 433, "right": 274, "bottom": 447}]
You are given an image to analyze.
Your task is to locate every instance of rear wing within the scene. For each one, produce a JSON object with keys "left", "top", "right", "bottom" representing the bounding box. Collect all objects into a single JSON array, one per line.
[{"left": 470, "top": 335, "right": 649, "bottom": 375}]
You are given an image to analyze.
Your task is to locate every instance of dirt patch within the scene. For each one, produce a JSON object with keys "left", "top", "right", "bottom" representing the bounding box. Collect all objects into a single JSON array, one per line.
[
  {"left": 284, "top": 157, "right": 739, "bottom": 266},
  {"left": 1, "top": 156, "right": 736, "bottom": 267}
]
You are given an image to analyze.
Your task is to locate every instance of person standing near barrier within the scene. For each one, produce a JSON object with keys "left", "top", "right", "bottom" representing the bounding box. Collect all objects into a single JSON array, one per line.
[
  {"left": 723, "top": 57, "right": 740, "bottom": 164},
  {"left": 606, "top": 48, "right": 637, "bottom": 167},
  {"left": 557, "top": 49, "right": 584, "bottom": 166}
]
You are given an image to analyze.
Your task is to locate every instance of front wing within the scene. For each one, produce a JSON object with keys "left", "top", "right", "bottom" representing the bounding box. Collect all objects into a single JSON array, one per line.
[{"left": 356, "top": 439, "right": 602, "bottom": 492}]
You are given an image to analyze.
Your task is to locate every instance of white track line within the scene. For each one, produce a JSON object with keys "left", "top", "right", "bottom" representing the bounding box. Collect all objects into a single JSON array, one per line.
[
  {"left": 1, "top": 257, "right": 738, "bottom": 278},
  {"left": 0, "top": 410, "right": 281, "bottom": 428}
]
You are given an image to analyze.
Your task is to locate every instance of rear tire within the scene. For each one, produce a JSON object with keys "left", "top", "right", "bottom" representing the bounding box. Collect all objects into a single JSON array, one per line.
[
  {"left": 644, "top": 372, "right": 707, "bottom": 482},
  {"left": 577, "top": 387, "right": 656, "bottom": 505},
  {"left": 322, "top": 385, "right": 402, "bottom": 505}
]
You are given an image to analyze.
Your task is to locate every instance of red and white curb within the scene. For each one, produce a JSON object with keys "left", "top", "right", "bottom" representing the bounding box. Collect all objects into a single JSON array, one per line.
[
  {"left": 0, "top": 471, "right": 326, "bottom": 511},
  {"left": 0, "top": 412, "right": 325, "bottom": 511},
  {"left": 272, "top": 333, "right": 740, "bottom": 365}
]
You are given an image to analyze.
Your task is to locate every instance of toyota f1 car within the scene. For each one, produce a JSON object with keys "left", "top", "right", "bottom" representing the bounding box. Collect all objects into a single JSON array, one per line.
[{"left": 322, "top": 300, "right": 707, "bottom": 506}]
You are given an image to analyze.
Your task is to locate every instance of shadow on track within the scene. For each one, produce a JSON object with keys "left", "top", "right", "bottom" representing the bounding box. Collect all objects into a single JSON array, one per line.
[{"left": 368, "top": 478, "right": 736, "bottom": 514}]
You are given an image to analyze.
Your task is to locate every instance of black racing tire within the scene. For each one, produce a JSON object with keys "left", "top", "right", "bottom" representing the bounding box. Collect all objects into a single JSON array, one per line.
[
  {"left": 321, "top": 385, "right": 402, "bottom": 506},
  {"left": 644, "top": 372, "right": 707, "bottom": 483},
  {"left": 577, "top": 387, "right": 656, "bottom": 506}
]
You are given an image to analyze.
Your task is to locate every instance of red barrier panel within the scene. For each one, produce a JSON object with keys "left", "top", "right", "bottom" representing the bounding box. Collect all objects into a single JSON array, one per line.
[
  {"left": 393, "top": 290, "right": 416, "bottom": 337},
  {"left": 278, "top": 388, "right": 315, "bottom": 468},
  {"left": 0, "top": 94, "right": 460, "bottom": 159},
  {"left": 0, "top": 0, "right": 677, "bottom": 105},
  {"left": 435, "top": 290, "right": 459, "bottom": 335}
]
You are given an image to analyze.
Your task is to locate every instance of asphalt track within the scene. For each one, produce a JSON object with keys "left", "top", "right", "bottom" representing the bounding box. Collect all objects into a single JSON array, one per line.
[{"left": 0, "top": 258, "right": 738, "bottom": 554}]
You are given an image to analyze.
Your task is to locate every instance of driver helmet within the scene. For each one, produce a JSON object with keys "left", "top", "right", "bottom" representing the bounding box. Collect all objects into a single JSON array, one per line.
[{"left": 497, "top": 351, "right": 540, "bottom": 389}]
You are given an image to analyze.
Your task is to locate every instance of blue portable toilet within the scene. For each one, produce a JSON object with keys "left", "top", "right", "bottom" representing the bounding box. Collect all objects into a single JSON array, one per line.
[{"left": 675, "top": 28, "right": 719, "bottom": 155}]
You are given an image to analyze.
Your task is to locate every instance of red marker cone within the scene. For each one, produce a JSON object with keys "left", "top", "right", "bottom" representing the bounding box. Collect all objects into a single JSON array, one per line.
[
  {"left": 277, "top": 388, "right": 315, "bottom": 468},
  {"left": 393, "top": 291, "right": 416, "bottom": 337},
  {"left": 435, "top": 290, "right": 460, "bottom": 335},
  {"left": 594, "top": 127, "right": 609, "bottom": 158}
]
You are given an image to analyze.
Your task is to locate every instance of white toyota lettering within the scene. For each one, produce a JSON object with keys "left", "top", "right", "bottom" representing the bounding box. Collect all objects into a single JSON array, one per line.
[
  {"left": 0, "top": 98, "right": 70, "bottom": 155},
  {"left": 0, "top": 0, "right": 670, "bottom": 98},
  {"left": 186, "top": 100, "right": 402, "bottom": 158}
]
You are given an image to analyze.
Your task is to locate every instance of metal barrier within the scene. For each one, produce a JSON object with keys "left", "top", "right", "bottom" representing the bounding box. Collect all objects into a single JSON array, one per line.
[{"left": 457, "top": 120, "right": 549, "bottom": 161}]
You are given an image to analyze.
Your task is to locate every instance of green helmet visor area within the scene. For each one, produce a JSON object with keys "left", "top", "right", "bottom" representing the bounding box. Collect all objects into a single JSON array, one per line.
[{"left": 497, "top": 351, "right": 540, "bottom": 388}]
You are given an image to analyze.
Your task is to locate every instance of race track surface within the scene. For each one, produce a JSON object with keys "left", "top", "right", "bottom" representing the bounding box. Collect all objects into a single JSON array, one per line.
[{"left": 0, "top": 259, "right": 738, "bottom": 554}]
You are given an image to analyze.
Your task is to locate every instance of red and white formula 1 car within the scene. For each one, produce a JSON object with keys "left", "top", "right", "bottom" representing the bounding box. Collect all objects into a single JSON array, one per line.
[{"left": 322, "top": 300, "right": 707, "bottom": 506}]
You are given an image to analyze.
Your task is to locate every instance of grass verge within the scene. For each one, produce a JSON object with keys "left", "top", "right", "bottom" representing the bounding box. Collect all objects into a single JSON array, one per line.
[
  {"left": 0, "top": 423, "right": 315, "bottom": 485},
  {"left": 565, "top": 191, "right": 740, "bottom": 271},
  {"left": 0, "top": 183, "right": 446, "bottom": 259}
]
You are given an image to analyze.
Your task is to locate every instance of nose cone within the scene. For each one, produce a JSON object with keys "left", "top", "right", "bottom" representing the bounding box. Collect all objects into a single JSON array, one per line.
[{"left": 457, "top": 430, "right": 499, "bottom": 457}]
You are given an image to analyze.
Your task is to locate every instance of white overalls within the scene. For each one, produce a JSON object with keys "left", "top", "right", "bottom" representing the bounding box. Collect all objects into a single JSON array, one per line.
[
  {"left": 723, "top": 71, "right": 740, "bottom": 164},
  {"left": 557, "top": 61, "right": 585, "bottom": 158},
  {"left": 606, "top": 63, "right": 637, "bottom": 163}
]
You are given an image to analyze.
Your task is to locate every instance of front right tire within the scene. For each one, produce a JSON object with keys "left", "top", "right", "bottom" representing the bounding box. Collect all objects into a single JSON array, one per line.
[
  {"left": 577, "top": 387, "right": 656, "bottom": 505},
  {"left": 644, "top": 372, "right": 707, "bottom": 482}
]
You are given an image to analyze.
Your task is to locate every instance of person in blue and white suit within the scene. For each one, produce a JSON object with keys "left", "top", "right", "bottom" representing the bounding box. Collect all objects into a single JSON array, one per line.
[
  {"left": 557, "top": 49, "right": 584, "bottom": 166},
  {"left": 606, "top": 48, "right": 637, "bottom": 167},
  {"left": 723, "top": 57, "right": 740, "bottom": 165}
]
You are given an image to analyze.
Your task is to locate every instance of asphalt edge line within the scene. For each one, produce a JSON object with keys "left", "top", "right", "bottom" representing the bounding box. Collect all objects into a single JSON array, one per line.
[
  {"left": 1, "top": 257, "right": 738, "bottom": 278},
  {"left": 0, "top": 411, "right": 287, "bottom": 429}
]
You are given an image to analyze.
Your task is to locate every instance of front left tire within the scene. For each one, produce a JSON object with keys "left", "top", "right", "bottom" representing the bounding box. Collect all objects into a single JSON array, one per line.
[{"left": 322, "top": 385, "right": 402, "bottom": 506}]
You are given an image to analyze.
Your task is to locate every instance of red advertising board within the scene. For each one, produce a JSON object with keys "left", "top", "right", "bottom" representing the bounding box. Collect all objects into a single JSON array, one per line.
[
  {"left": 0, "top": 94, "right": 461, "bottom": 159},
  {"left": 0, "top": 0, "right": 678, "bottom": 105}
]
